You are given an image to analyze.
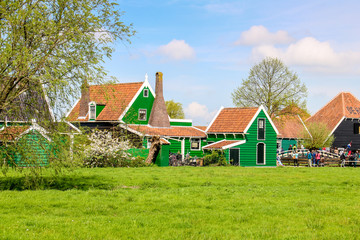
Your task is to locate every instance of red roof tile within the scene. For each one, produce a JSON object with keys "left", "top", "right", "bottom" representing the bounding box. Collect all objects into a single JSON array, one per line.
[
  {"left": 0, "top": 126, "right": 30, "bottom": 141},
  {"left": 273, "top": 115, "right": 308, "bottom": 139},
  {"left": 207, "top": 107, "right": 258, "bottom": 133},
  {"left": 127, "top": 125, "right": 206, "bottom": 138},
  {"left": 203, "top": 140, "right": 244, "bottom": 150},
  {"left": 67, "top": 82, "right": 143, "bottom": 121},
  {"left": 306, "top": 92, "right": 360, "bottom": 131}
]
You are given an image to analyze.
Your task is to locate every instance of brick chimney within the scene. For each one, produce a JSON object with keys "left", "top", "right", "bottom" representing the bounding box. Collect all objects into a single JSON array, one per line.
[
  {"left": 79, "top": 79, "right": 90, "bottom": 117},
  {"left": 148, "top": 72, "right": 170, "bottom": 128}
]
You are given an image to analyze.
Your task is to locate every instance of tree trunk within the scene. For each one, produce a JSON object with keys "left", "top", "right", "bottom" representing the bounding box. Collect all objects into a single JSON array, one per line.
[{"left": 146, "top": 135, "right": 161, "bottom": 164}]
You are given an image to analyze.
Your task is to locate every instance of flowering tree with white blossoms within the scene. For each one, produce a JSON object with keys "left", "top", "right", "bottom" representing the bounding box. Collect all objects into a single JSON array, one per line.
[{"left": 84, "top": 130, "right": 133, "bottom": 167}]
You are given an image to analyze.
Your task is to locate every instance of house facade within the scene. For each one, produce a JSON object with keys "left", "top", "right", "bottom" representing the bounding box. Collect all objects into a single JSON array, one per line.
[
  {"left": 306, "top": 92, "right": 360, "bottom": 150},
  {"left": 203, "top": 106, "right": 279, "bottom": 167}
]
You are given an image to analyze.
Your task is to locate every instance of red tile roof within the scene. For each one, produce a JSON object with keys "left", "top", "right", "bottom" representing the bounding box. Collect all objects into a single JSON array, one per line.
[
  {"left": 203, "top": 140, "right": 243, "bottom": 150},
  {"left": 0, "top": 126, "right": 30, "bottom": 141},
  {"left": 306, "top": 92, "right": 360, "bottom": 131},
  {"left": 194, "top": 126, "right": 207, "bottom": 131},
  {"left": 127, "top": 125, "right": 206, "bottom": 138},
  {"left": 273, "top": 115, "right": 308, "bottom": 139},
  {"left": 207, "top": 107, "right": 258, "bottom": 133},
  {"left": 67, "top": 82, "right": 143, "bottom": 121}
]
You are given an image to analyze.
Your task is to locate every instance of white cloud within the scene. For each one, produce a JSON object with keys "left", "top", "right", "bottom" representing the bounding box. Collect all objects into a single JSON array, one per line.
[
  {"left": 235, "top": 25, "right": 294, "bottom": 46},
  {"left": 157, "top": 39, "right": 196, "bottom": 60},
  {"left": 251, "top": 37, "right": 360, "bottom": 72},
  {"left": 237, "top": 26, "right": 360, "bottom": 73},
  {"left": 184, "top": 102, "right": 216, "bottom": 124}
]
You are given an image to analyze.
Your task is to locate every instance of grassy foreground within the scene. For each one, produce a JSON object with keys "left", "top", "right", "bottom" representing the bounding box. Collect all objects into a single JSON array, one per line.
[{"left": 1, "top": 167, "right": 360, "bottom": 239}]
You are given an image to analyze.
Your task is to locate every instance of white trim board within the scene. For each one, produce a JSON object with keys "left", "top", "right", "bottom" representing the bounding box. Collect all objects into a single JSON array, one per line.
[{"left": 205, "top": 106, "right": 224, "bottom": 133}]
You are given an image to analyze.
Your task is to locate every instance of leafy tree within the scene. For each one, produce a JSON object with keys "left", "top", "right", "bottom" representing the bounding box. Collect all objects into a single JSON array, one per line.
[
  {"left": 300, "top": 122, "right": 334, "bottom": 149},
  {"left": 165, "top": 100, "right": 185, "bottom": 119},
  {"left": 0, "top": 0, "right": 135, "bottom": 117},
  {"left": 0, "top": 0, "right": 134, "bottom": 188},
  {"left": 232, "top": 57, "right": 307, "bottom": 117}
]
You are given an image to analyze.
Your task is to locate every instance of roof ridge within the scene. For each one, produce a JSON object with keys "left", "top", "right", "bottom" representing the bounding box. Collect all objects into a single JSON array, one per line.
[{"left": 90, "top": 82, "right": 143, "bottom": 87}]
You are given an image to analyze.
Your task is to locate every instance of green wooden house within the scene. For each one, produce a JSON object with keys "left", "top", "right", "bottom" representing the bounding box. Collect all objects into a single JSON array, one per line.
[
  {"left": 0, "top": 122, "right": 51, "bottom": 167},
  {"left": 203, "top": 106, "right": 279, "bottom": 167},
  {"left": 68, "top": 72, "right": 207, "bottom": 166}
]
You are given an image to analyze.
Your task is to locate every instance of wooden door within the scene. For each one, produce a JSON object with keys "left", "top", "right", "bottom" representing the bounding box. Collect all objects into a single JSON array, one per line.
[
  {"left": 230, "top": 148, "right": 240, "bottom": 166},
  {"left": 257, "top": 143, "right": 265, "bottom": 164}
]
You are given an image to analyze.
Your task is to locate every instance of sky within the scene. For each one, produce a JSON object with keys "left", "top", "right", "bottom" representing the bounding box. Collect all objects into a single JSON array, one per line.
[{"left": 102, "top": 0, "right": 360, "bottom": 126}]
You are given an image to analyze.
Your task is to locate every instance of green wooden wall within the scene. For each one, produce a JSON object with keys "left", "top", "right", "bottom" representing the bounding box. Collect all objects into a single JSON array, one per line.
[
  {"left": 6, "top": 130, "right": 50, "bottom": 167},
  {"left": 239, "top": 110, "right": 277, "bottom": 167},
  {"left": 169, "top": 121, "right": 192, "bottom": 126},
  {"left": 122, "top": 86, "right": 155, "bottom": 125},
  {"left": 204, "top": 110, "right": 277, "bottom": 167},
  {"left": 280, "top": 139, "right": 298, "bottom": 152}
]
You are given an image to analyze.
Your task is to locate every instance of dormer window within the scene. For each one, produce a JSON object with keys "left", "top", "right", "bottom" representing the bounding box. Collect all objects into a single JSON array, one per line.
[
  {"left": 89, "top": 102, "right": 96, "bottom": 120},
  {"left": 143, "top": 89, "right": 149, "bottom": 98}
]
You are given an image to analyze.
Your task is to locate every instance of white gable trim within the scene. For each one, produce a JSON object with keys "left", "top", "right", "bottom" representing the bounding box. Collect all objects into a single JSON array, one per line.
[
  {"left": 42, "top": 87, "right": 56, "bottom": 122},
  {"left": 64, "top": 121, "right": 82, "bottom": 133},
  {"left": 118, "top": 123, "right": 144, "bottom": 137},
  {"left": 322, "top": 116, "right": 345, "bottom": 145},
  {"left": 298, "top": 115, "right": 312, "bottom": 139},
  {"left": 222, "top": 140, "right": 246, "bottom": 150},
  {"left": 202, "top": 139, "right": 227, "bottom": 150},
  {"left": 243, "top": 105, "right": 279, "bottom": 134},
  {"left": 118, "top": 75, "right": 155, "bottom": 122},
  {"left": 205, "top": 106, "right": 224, "bottom": 133},
  {"left": 329, "top": 116, "right": 345, "bottom": 136},
  {"left": 66, "top": 99, "right": 80, "bottom": 118},
  {"left": 17, "top": 123, "right": 51, "bottom": 142}
]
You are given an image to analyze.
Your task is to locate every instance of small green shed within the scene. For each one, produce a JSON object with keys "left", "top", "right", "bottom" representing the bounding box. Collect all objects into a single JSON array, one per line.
[{"left": 0, "top": 123, "right": 51, "bottom": 167}]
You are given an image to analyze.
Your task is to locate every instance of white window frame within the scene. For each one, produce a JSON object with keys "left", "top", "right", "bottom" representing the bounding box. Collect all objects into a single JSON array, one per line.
[
  {"left": 257, "top": 118, "right": 266, "bottom": 140},
  {"left": 138, "top": 109, "right": 147, "bottom": 121},
  {"left": 143, "top": 89, "right": 149, "bottom": 98},
  {"left": 89, "top": 102, "right": 96, "bottom": 120},
  {"left": 190, "top": 138, "right": 201, "bottom": 151},
  {"left": 256, "top": 142, "right": 266, "bottom": 165}
]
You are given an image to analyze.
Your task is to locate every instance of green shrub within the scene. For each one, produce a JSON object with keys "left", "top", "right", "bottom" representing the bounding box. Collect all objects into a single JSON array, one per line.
[{"left": 203, "top": 151, "right": 228, "bottom": 166}]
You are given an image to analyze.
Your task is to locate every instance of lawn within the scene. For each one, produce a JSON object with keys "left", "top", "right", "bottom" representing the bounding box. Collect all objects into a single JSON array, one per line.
[{"left": 1, "top": 167, "right": 360, "bottom": 239}]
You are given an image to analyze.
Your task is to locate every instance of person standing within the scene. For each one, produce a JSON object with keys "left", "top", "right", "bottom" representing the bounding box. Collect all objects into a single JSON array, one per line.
[
  {"left": 307, "top": 150, "right": 312, "bottom": 167},
  {"left": 315, "top": 151, "right": 321, "bottom": 167},
  {"left": 312, "top": 150, "right": 316, "bottom": 166}
]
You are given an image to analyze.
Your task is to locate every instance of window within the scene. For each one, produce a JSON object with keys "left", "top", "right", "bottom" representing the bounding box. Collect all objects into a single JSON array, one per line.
[
  {"left": 191, "top": 139, "right": 201, "bottom": 150},
  {"left": 143, "top": 89, "right": 149, "bottom": 97},
  {"left": 138, "top": 109, "right": 147, "bottom": 121},
  {"left": 89, "top": 104, "right": 96, "bottom": 120},
  {"left": 258, "top": 118, "right": 265, "bottom": 140},
  {"left": 354, "top": 123, "right": 360, "bottom": 134}
]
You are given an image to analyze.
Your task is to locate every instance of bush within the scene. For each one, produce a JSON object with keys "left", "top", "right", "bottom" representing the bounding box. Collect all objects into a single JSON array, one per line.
[{"left": 203, "top": 151, "right": 228, "bottom": 166}]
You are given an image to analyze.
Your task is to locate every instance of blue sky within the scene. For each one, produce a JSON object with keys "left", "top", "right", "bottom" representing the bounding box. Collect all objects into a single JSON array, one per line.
[{"left": 103, "top": 0, "right": 360, "bottom": 125}]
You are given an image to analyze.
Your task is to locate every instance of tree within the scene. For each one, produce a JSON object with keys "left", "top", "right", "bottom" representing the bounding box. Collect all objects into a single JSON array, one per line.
[
  {"left": 165, "top": 100, "right": 185, "bottom": 119},
  {"left": 0, "top": 0, "right": 134, "bottom": 188},
  {"left": 232, "top": 57, "right": 307, "bottom": 117},
  {"left": 0, "top": 0, "right": 135, "bottom": 118},
  {"left": 300, "top": 122, "right": 334, "bottom": 149}
]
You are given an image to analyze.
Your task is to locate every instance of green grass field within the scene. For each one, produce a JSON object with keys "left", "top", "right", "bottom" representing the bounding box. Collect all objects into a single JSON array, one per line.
[{"left": 1, "top": 167, "right": 360, "bottom": 239}]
